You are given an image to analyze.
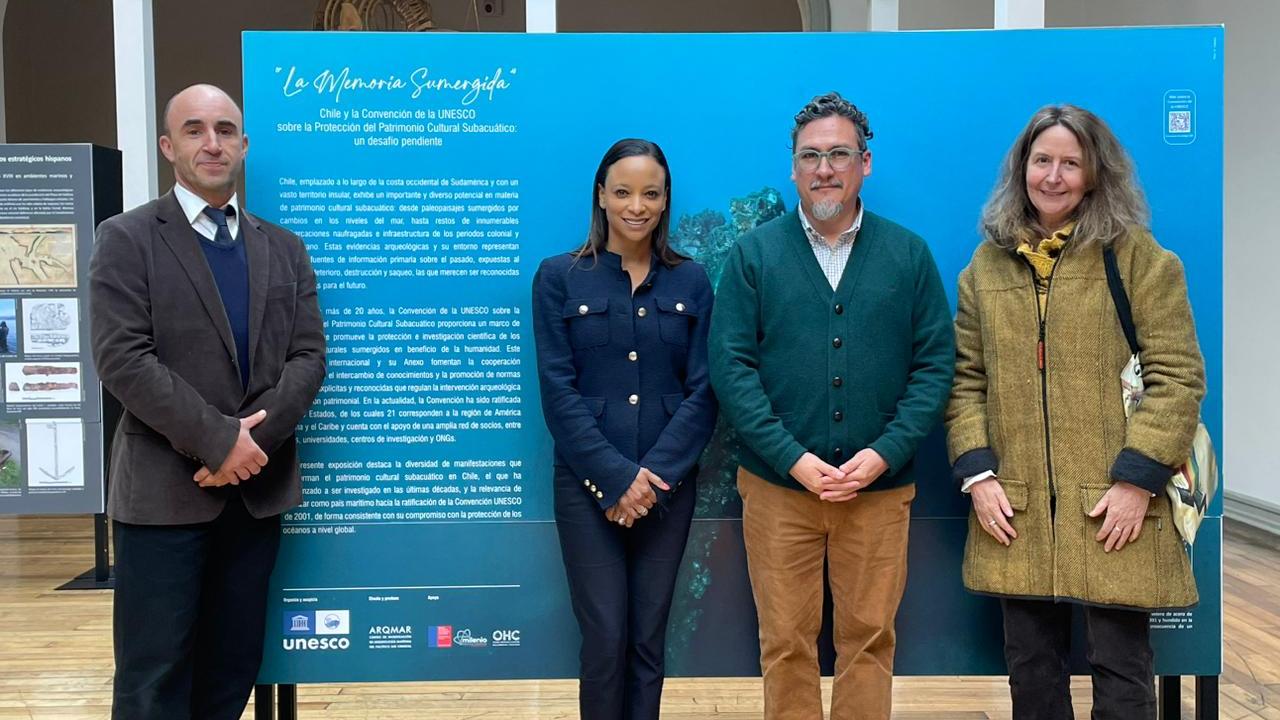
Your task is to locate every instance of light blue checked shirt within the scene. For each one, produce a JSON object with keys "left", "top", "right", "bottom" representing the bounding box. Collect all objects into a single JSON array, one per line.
[{"left": 798, "top": 200, "right": 864, "bottom": 290}]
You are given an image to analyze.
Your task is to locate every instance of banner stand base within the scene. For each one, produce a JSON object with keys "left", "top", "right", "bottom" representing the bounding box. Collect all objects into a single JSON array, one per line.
[
  {"left": 1160, "top": 675, "right": 1219, "bottom": 719},
  {"left": 55, "top": 566, "right": 114, "bottom": 591},
  {"left": 255, "top": 684, "right": 297, "bottom": 720},
  {"left": 56, "top": 513, "right": 113, "bottom": 590}
]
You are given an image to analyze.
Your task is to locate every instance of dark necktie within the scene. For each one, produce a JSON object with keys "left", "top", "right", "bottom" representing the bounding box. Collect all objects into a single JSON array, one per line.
[{"left": 201, "top": 205, "right": 237, "bottom": 246}]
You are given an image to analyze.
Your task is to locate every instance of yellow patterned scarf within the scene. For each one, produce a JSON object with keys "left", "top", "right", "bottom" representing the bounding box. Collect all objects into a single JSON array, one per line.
[{"left": 1017, "top": 221, "right": 1075, "bottom": 313}]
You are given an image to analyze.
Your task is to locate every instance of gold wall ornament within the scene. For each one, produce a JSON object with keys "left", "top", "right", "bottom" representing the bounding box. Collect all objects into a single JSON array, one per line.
[{"left": 314, "top": 0, "right": 437, "bottom": 31}]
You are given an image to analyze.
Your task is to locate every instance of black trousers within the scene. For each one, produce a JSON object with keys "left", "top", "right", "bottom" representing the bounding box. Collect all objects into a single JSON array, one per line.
[
  {"left": 1002, "top": 597, "right": 1155, "bottom": 720},
  {"left": 112, "top": 495, "right": 282, "bottom": 720},
  {"left": 554, "top": 469, "right": 696, "bottom": 720}
]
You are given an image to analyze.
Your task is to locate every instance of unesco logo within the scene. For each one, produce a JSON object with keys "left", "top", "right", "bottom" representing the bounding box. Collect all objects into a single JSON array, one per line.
[
  {"left": 285, "top": 613, "right": 312, "bottom": 635},
  {"left": 281, "top": 610, "right": 352, "bottom": 651},
  {"left": 282, "top": 636, "right": 351, "bottom": 651}
]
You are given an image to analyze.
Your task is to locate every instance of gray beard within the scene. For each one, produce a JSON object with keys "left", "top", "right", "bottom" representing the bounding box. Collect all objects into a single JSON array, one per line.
[{"left": 809, "top": 200, "right": 843, "bottom": 221}]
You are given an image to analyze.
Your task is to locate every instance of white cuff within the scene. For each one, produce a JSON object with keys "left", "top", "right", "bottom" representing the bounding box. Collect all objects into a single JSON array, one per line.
[{"left": 960, "top": 470, "right": 996, "bottom": 493}]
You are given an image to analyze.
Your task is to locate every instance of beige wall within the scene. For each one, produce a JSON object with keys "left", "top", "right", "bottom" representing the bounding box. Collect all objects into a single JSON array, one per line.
[
  {"left": 3, "top": 0, "right": 117, "bottom": 147},
  {"left": 558, "top": 0, "right": 800, "bottom": 32},
  {"left": 899, "top": 0, "right": 991, "bottom": 30}
]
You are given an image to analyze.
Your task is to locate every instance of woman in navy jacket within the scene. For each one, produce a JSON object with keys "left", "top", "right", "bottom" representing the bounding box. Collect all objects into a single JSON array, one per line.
[{"left": 532, "top": 138, "right": 717, "bottom": 719}]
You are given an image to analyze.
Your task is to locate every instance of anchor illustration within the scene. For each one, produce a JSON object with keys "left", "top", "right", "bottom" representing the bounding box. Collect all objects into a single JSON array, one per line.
[{"left": 36, "top": 421, "right": 76, "bottom": 482}]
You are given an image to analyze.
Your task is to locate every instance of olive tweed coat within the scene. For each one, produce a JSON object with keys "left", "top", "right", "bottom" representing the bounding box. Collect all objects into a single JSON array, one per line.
[{"left": 945, "top": 228, "right": 1205, "bottom": 610}]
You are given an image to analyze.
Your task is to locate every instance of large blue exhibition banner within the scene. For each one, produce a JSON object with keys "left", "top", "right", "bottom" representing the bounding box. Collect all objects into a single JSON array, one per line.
[{"left": 244, "top": 27, "right": 1224, "bottom": 683}]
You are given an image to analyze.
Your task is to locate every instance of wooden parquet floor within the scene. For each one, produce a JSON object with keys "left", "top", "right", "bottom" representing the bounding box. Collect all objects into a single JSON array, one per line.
[{"left": 0, "top": 515, "right": 1276, "bottom": 719}]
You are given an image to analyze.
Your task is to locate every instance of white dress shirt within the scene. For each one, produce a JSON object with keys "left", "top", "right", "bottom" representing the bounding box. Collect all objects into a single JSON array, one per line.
[{"left": 173, "top": 183, "right": 241, "bottom": 242}]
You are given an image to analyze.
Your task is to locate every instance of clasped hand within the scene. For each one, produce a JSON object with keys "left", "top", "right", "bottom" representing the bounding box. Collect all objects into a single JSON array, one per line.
[
  {"left": 193, "top": 410, "right": 269, "bottom": 488},
  {"left": 604, "top": 467, "right": 670, "bottom": 528},
  {"left": 789, "top": 449, "right": 888, "bottom": 502}
]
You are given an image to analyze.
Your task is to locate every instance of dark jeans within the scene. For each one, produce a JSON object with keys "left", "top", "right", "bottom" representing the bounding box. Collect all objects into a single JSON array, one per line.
[
  {"left": 1002, "top": 597, "right": 1155, "bottom": 720},
  {"left": 112, "top": 496, "right": 282, "bottom": 720},
  {"left": 554, "top": 468, "right": 696, "bottom": 720}
]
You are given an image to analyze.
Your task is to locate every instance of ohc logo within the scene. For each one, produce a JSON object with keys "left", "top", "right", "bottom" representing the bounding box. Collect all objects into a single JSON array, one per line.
[{"left": 492, "top": 629, "right": 521, "bottom": 647}]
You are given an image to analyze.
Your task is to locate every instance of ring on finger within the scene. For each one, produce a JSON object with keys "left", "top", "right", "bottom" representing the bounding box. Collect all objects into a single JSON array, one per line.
[
  {"left": 987, "top": 519, "right": 998, "bottom": 526},
  {"left": 617, "top": 517, "right": 626, "bottom": 525},
  {"left": 1111, "top": 526, "right": 1122, "bottom": 534}
]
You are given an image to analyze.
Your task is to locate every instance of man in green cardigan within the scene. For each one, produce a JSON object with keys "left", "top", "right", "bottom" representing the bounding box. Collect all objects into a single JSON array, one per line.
[{"left": 709, "top": 92, "right": 954, "bottom": 720}]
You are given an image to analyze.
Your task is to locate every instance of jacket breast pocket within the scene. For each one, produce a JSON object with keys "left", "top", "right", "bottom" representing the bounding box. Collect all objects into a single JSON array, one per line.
[
  {"left": 563, "top": 298, "right": 610, "bottom": 349},
  {"left": 656, "top": 297, "right": 696, "bottom": 347}
]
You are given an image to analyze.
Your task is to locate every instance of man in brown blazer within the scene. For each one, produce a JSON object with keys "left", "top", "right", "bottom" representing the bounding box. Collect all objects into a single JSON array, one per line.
[{"left": 90, "top": 84, "right": 326, "bottom": 719}]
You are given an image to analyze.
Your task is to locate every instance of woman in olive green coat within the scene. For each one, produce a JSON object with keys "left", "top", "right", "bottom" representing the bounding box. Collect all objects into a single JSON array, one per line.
[{"left": 946, "top": 105, "right": 1205, "bottom": 720}]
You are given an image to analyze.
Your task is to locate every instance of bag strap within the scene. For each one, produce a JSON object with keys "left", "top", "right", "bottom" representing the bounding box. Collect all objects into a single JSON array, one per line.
[{"left": 1102, "top": 245, "right": 1141, "bottom": 356}]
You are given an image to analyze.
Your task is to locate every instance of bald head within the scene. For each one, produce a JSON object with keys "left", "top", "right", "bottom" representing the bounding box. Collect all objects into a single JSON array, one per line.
[
  {"left": 162, "top": 84, "right": 242, "bottom": 137},
  {"left": 158, "top": 83, "right": 248, "bottom": 207}
]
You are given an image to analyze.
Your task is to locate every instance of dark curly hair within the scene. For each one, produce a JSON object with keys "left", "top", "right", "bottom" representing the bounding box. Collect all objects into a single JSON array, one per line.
[{"left": 791, "top": 91, "right": 874, "bottom": 151}]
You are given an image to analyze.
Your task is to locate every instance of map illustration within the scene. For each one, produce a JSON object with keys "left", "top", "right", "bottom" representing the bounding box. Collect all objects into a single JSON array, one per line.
[{"left": 0, "top": 224, "right": 76, "bottom": 288}]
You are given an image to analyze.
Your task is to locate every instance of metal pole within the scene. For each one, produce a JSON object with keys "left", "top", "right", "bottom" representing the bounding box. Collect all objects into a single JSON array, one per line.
[
  {"left": 93, "top": 512, "right": 110, "bottom": 582},
  {"left": 1158, "top": 675, "right": 1180, "bottom": 720},
  {"left": 1195, "top": 675, "right": 1218, "bottom": 719},
  {"left": 279, "top": 684, "right": 298, "bottom": 720},
  {"left": 253, "top": 684, "right": 275, "bottom": 720}
]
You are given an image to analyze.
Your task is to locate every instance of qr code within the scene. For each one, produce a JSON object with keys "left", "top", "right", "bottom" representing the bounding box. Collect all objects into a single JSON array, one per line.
[{"left": 1168, "top": 111, "right": 1192, "bottom": 134}]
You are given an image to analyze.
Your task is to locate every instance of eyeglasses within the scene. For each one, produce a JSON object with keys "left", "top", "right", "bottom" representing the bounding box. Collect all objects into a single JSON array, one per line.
[{"left": 793, "top": 146, "right": 864, "bottom": 173}]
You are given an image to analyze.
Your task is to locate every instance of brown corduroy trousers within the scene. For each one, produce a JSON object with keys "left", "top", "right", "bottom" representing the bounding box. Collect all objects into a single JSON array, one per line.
[{"left": 738, "top": 467, "right": 915, "bottom": 720}]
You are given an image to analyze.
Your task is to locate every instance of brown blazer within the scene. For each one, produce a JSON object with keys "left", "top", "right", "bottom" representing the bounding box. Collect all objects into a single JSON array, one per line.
[{"left": 90, "top": 191, "right": 326, "bottom": 524}]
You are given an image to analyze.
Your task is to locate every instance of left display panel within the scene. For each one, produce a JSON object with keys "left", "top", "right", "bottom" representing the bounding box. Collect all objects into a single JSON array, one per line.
[{"left": 0, "top": 144, "right": 120, "bottom": 515}]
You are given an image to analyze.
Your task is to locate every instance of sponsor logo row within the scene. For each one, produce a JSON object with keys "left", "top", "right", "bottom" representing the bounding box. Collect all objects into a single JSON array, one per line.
[
  {"left": 282, "top": 611, "right": 520, "bottom": 652},
  {"left": 427, "top": 625, "right": 521, "bottom": 649}
]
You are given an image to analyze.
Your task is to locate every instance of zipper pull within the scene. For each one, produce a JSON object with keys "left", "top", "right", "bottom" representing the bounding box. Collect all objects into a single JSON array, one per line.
[{"left": 1037, "top": 324, "right": 1046, "bottom": 371}]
